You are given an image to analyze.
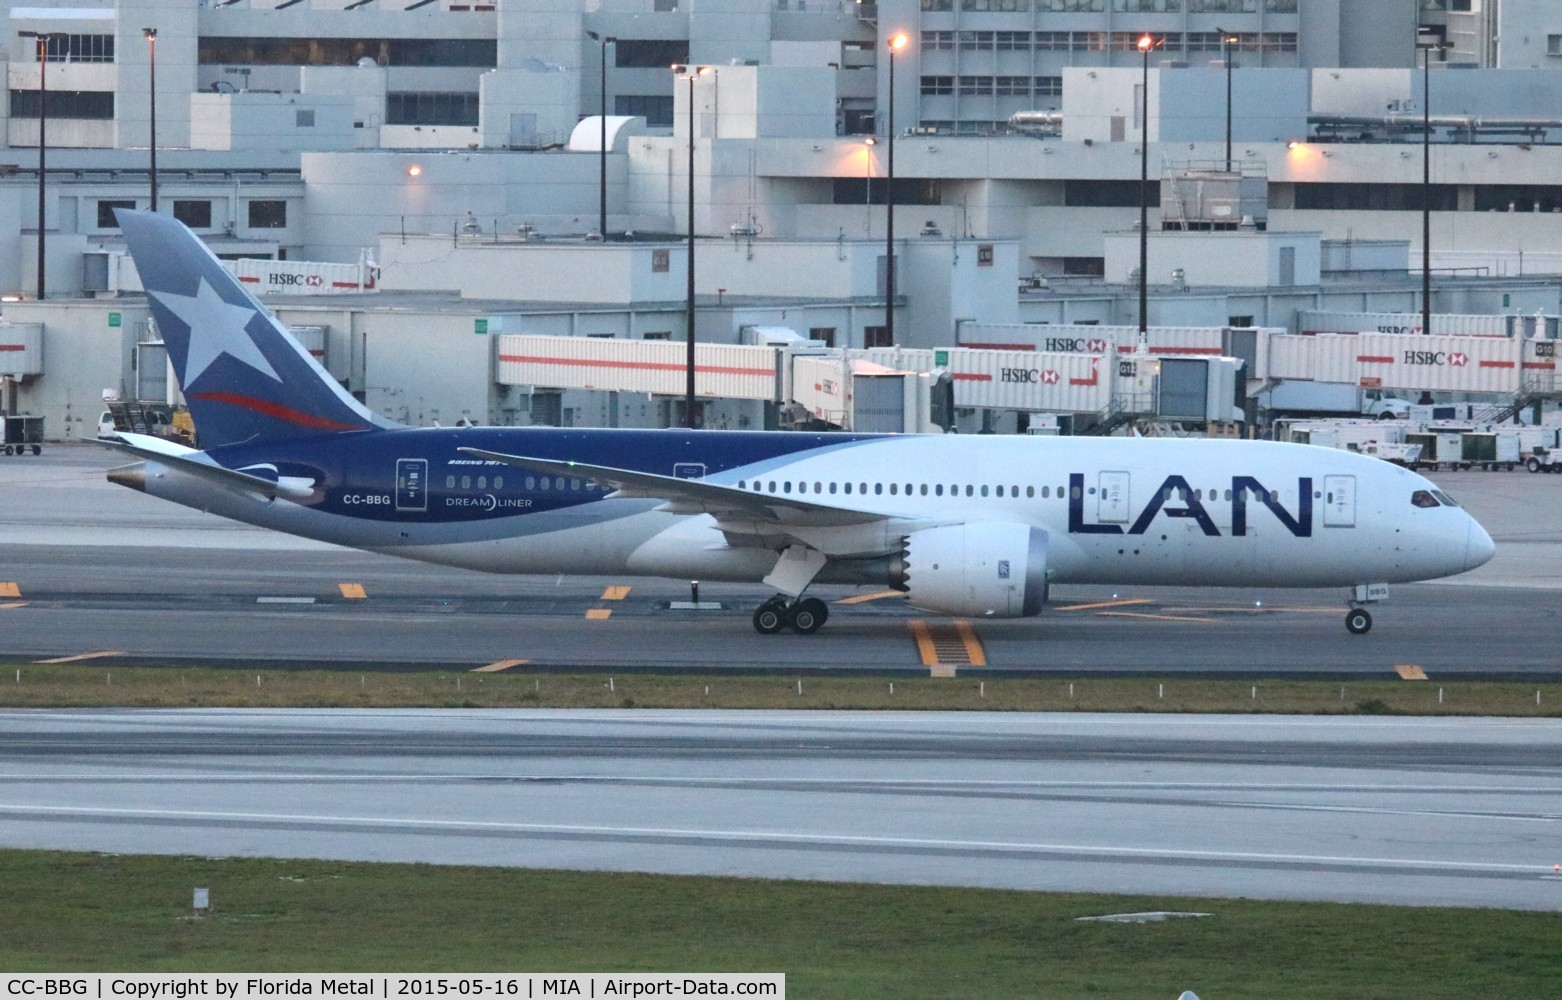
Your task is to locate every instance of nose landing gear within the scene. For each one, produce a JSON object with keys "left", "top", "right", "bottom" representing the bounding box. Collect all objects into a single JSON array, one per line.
[
  {"left": 752, "top": 595, "right": 830, "bottom": 635},
  {"left": 1344, "top": 583, "right": 1387, "bottom": 635}
]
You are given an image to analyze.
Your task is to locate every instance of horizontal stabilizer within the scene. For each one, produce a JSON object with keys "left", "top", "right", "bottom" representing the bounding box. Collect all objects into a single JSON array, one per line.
[{"left": 100, "top": 433, "right": 316, "bottom": 500}]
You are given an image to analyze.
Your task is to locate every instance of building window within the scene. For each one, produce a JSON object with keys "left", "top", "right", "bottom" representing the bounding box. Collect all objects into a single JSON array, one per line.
[
  {"left": 1064, "top": 180, "right": 1161, "bottom": 207},
  {"left": 1063, "top": 257, "right": 1105, "bottom": 276},
  {"left": 614, "top": 39, "right": 689, "bottom": 69},
  {"left": 963, "top": 0, "right": 1030, "bottom": 10},
  {"left": 198, "top": 38, "right": 496, "bottom": 68},
  {"left": 96, "top": 200, "right": 137, "bottom": 229},
  {"left": 833, "top": 178, "right": 943, "bottom": 206},
  {"left": 921, "top": 0, "right": 955, "bottom": 10},
  {"left": 921, "top": 31, "right": 955, "bottom": 51},
  {"left": 296, "top": 109, "right": 316, "bottom": 128},
  {"left": 809, "top": 327, "right": 837, "bottom": 347},
  {"left": 864, "top": 325, "right": 892, "bottom": 349},
  {"left": 248, "top": 200, "right": 288, "bottom": 229},
  {"left": 1035, "top": 76, "right": 1063, "bottom": 98},
  {"left": 652, "top": 249, "right": 670, "bottom": 273},
  {"left": 921, "top": 76, "right": 954, "bottom": 96},
  {"left": 957, "top": 32, "right": 995, "bottom": 52},
  {"left": 995, "top": 76, "right": 1030, "bottom": 97},
  {"left": 173, "top": 201, "right": 213, "bottom": 229},
  {"left": 9, "top": 89, "right": 114, "bottom": 119},
  {"left": 35, "top": 34, "right": 116, "bottom": 63},
  {"left": 1548, "top": 35, "right": 1562, "bottom": 56},
  {"left": 995, "top": 31, "right": 1032, "bottom": 51},
  {"left": 958, "top": 76, "right": 993, "bottom": 96},
  {"left": 616, "top": 94, "right": 673, "bottom": 128},
  {"left": 644, "top": 331, "right": 671, "bottom": 340},
  {"left": 386, "top": 92, "right": 478, "bottom": 126},
  {"left": 1295, "top": 183, "right": 1457, "bottom": 211}
]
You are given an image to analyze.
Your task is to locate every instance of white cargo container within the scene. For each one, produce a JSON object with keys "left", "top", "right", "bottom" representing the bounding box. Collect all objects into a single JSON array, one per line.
[
  {"left": 229, "top": 257, "right": 378, "bottom": 295},
  {"left": 495, "top": 335, "right": 781, "bottom": 401},
  {"left": 0, "top": 322, "right": 43, "bottom": 376},
  {"left": 791, "top": 354, "right": 853, "bottom": 424}
]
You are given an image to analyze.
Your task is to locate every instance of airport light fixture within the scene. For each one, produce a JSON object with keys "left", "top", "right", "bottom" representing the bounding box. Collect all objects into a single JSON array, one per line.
[
  {"left": 1137, "top": 34, "right": 1158, "bottom": 338},
  {"left": 144, "top": 28, "right": 158, "bottom": 212},
  {"left": 674, "top": 63, "right": 713, "bottom": 429},
  {"left": 1216, "top": 28, "right": 1237, "bottom": 173},
  {"left": 586, "top": 31, "right": 615, "bottom": 240},
  {"left": 884, "top": 30, "right": 909, "bottom": 347},
  {"left": 18, "top": 30, "right": 64, "bottom": 300},
  {"left": 1418, "top": 34, "right": 1451, "bottom": 339}
]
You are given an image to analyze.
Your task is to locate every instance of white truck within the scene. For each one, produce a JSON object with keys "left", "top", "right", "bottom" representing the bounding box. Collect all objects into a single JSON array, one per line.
[{"left": 1261, "top": 382, "right": 1412, "bottom": 420}]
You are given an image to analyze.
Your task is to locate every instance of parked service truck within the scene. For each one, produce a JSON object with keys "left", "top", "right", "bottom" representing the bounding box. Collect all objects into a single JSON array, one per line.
[{"left": 1260, "top": 382, "right": 1411, "bottom": 419}]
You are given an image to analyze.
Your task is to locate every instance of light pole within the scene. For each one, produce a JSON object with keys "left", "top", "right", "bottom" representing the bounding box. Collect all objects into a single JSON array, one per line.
[
  {"left": 1417, "top": 35, "right": 1449, "bottom": 338},
  {"left": 884, "top": 31, "right": 908, "bottom": 347},
  {"left": 144, "top": 28, "right": 158, "bottom": 212},
  {"left": 586, "top": 31, "right": 615, "bottom": 240},
  {"left": 1216, "top": 28, "right": 1235, "bottom": 173},
  {"left": 1138, "top": 35, "right": 1157, "bottom": 339},
  {"left": 674, "top": 64, "right": 711, "bottom": 429},
  {"left": 18, "top": 30, "right": 62, "bottom": 300}
]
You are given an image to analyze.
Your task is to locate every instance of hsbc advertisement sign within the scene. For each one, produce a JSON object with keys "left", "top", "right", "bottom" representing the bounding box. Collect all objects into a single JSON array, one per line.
[
  {"left": 1043, "top": 337, "right": 1110, "bottom": 354},
  {"left": 1403, "top": 350, "right": 1469, "bottom": 367}
]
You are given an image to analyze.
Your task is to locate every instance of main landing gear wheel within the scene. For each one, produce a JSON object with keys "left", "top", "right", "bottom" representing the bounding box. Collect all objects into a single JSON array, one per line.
[
  {"left": 753, "top": 599, "right": 787, "bottom": 635},
  {"left": 1345, "top": 608, "right": 1373, "bottom": 635},
  {"left": 788, "top": 597, "right": 829, "bottom": 635}
]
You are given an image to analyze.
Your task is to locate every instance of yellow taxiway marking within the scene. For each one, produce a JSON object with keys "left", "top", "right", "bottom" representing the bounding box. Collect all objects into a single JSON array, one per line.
[
  {"left": 836, "top": 590, "right": 903, "bottom": 605},
  {"left": 0, "top": 602, "right": 27, "bottom": 610},
  {"left": 472, "top": 658, "right": 529, "bottom": 673},
  {"left": 600, "top": 585, "right": 632, "bottom": 601},
  {"left": 338, "top": 583, "right": 367, "bottom": 599},
  {"left": 34, "top": 651, "right": 125, "bottom": 665},
  {"left": 1396, "top": 664, "right": 1429, "bottom": 681},
  {"left": 586, "top": 608, "right": 613, "bottom": 620},
  {"left": 910, "top": 620, "right": 940, "bottom": 667},
  {"left": 956, "top": 621, "right": 988, "bottom": 667},
  {"left": 1097, "top": 611, "right": 1219, "bottom": 624},
  {"left": 911, "top": 620, "right": 985, "bottom": 669},
  {"left": 1055, "top": 598, "right": 1152, "bottom": 612},
  {"left": 0, "top": 583, "right": 20, "bottom": 598}
]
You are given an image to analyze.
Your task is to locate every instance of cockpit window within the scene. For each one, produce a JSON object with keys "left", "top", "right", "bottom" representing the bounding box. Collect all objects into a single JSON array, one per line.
[
  {"left": 1411, "top": 490, "right": 1440, "bottom": 509},
  {"left": 1431, "top": 490, "right": 1460, "bottom": 508}
]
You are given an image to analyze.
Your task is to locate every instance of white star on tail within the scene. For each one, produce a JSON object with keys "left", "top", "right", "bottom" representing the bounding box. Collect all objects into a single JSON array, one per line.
[{"left": 150, "top": 278, "right": 280, "bottom": 384}]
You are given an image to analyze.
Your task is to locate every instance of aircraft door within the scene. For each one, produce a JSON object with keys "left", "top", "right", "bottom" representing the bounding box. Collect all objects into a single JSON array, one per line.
[
  {"left": 395, "top": 458, "right": 428, "bottom": 512},
  {"left": 1322, "top": 474, "right": 1356, "bottom": 527},
  {"left": 1097, "top": 471, "right": 1131, "bottom": 524}
]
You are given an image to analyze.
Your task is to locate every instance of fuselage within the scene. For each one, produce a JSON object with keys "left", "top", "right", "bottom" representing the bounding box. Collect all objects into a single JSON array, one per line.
[{"left": 123, "top": 427, "right": 1494, "bottom": 591}]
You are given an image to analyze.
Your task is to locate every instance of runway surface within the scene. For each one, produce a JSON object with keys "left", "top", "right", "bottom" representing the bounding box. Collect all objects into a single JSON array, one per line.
[
  {"left": 2, "top": 445, "right": 1561, "bottom": 675},
  {"left": 0, "top": 708, "right": 1558, "bottom": 910}
]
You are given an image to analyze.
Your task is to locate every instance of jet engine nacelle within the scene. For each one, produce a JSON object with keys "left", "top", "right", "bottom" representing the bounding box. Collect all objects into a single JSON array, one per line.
[{"left": 894, "top": 522, "right": 1048, "bottom": 618}]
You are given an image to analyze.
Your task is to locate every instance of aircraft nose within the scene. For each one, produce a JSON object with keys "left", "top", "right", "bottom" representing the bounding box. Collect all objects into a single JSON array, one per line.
[{"left": 1464, "top": 517, "right": 1495, "bottom": 572}]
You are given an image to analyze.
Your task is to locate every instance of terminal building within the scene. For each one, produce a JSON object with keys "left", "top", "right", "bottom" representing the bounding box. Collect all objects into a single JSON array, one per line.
[{"left": 4, "top": 0, "right": 1562, "bottom": 440}]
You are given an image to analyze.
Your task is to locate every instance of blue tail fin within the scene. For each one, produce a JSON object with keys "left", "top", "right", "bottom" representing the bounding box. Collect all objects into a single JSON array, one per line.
[{"left": 117, "top": 209, "right": 390, "bottom": 449}]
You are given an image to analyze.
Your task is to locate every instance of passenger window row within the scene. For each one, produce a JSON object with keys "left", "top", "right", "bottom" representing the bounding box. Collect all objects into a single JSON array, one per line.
[
  {"left": 443, "top": 473, "right": 604, "bottom": 493},
  {"left": 737, "top": 479, "right": 1070, "bottom": 500}
]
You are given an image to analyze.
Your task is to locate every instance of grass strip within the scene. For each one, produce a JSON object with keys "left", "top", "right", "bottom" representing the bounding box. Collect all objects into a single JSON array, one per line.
[
  {"left": 0, "top": 665, "right": 1558, "bottom": 715},
  {"left": 1, "top": 850, "right": 1557, "bottom": 998}
]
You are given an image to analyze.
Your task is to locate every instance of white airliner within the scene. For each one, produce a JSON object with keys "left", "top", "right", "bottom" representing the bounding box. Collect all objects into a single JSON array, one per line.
[{"left": 103, "top": 210, "right": 1494, "bottom": 635}]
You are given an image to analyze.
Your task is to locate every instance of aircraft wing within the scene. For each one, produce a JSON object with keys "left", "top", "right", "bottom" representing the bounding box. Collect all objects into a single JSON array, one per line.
[
  {"left": 458, "top": 446, "right": 888, "bottom": 526},
  {"left": 101, "top": 433, "right": 317, "bottom": 500}
]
